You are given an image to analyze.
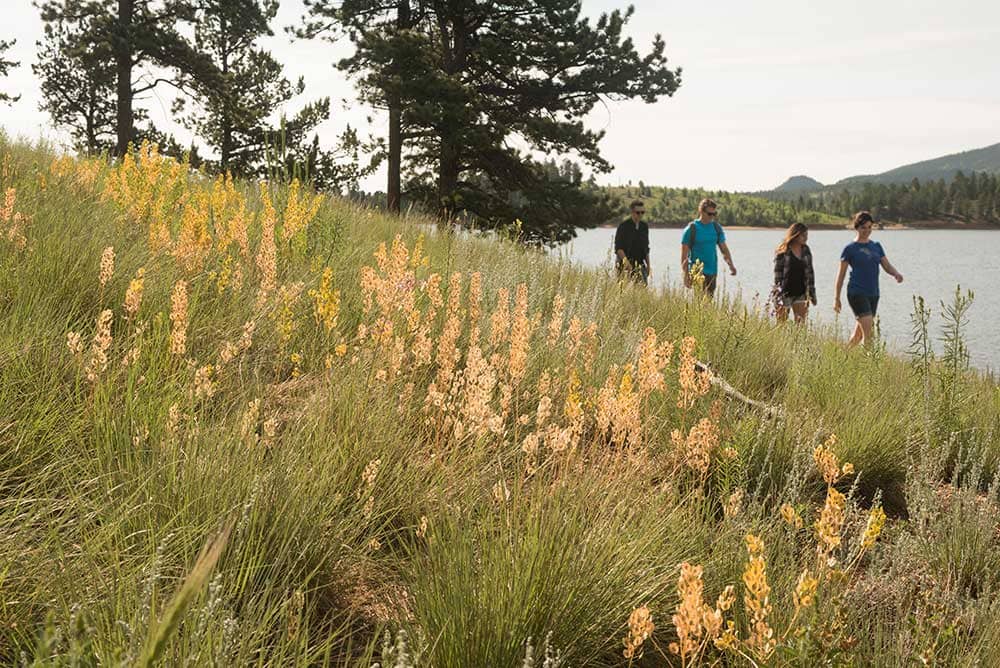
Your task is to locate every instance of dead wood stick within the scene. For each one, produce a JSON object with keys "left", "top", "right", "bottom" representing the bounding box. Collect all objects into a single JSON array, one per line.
[{"left": 694, "top": 360, "right": 784, "bottom": 419}]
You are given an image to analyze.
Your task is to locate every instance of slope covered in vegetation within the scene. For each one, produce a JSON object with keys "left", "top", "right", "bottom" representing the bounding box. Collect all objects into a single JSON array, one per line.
[{"left": 3, "top": 138, "right": 1000, "bottom": 666}]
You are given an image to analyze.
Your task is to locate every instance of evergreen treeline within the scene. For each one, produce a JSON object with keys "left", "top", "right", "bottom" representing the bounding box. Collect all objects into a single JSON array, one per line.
[
  {"left": 768, "top": 171, "right": 1000, "bottom": 224},
  {"left": 613, "top": 171, "right": 1000, "bottom": 229},
  {"left": 13, "top": 0, "right": 681, "bottom": 244}
]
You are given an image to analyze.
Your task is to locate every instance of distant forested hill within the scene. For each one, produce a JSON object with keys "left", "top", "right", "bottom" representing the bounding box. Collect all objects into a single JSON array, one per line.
[
  {"left": 607, "top": 184, "right": 844, "bottom": 228},
  {"left": 610, "top": 169, "right": 1000, "bottom": 228},
  {"left": 774, "top": 175, "right": 825, "bottom": 192},
  {"left": 767, "top": 142, "right": 1000, "bottom": 194},
  {"left": 834, "top": 142, "right": 1000, "bottom": 187},
  {"left": 750, "top": 143, "right": 1000, "bottom": 225},
  {"left": 604, "top": 142, "right": 1000, "bottom": 229},
  {"left": 760, "top": 171, "right": 1000, "bottom": 225}
]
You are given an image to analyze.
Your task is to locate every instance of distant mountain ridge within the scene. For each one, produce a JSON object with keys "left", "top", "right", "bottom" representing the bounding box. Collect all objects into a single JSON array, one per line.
[
  {"left": 771, "top": 142, "right": 1000, "bottom": 193},
  {"left": 835, "top": 142, "right": 1000, "bottom": 187}
]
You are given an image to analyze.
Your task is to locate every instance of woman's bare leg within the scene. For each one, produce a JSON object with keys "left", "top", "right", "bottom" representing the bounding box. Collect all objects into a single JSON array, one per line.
[
  {"left": 858, "top": 314, "right": 875, "bottom": 346},
  {"left": 848, "top": 321, "right": 864, "bottom": 347},
  {"left": 792, "top": 302, "right": 809, "bottom": 324}
]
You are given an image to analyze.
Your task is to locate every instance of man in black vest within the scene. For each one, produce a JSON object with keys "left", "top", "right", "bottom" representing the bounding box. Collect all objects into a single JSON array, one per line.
[{"left": 614, "top": 200, "right": 651, "bottom": 285}]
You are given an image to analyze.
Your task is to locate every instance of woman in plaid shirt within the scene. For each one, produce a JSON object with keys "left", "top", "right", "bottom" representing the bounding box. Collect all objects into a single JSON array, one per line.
[{"left": 772, "top": 223, "right": 817, "bottom": 323}]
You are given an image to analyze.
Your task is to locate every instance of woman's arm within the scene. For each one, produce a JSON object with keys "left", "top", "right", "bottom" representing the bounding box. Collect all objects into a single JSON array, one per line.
[
  {"left": 880, "top": 256, "right": 903, "bottom": 283},
  {"left": 806, "top": 249, "right": 817, "bottom": 305},
  {"left": 834, "top": 260, "right": 848, "bottom": 312}
]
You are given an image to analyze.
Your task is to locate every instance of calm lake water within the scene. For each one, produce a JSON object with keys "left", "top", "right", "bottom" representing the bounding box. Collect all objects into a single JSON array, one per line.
[{"left": 555, "top": 228, "right": 1000, "bottom": 373}]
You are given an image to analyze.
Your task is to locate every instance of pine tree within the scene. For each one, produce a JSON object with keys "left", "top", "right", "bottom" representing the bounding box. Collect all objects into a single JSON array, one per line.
[
  {"left": 172, "top": 0, "right": 346, "bottom": 185},
  {"left": 260, "top": 102, "right": 373, "bottom": 192},
  {"left": 304, "top": 1, "right": 678, "bottom": 242},
  {"left": 300, "top": 0, "right": 429, "bottom": 212},
  {"left": 172, "top": 0, "right": 276, "bottom": 173},
  {"left": 416, "top": 1, "right": 679, "bottom": 242},
  {"left": 33, "top": 17, "right": 117, "bottom": 152},
  {"left": 38, "top": 0, "right": 221, "bottom": 156},
  {"left": 0, "top": 38, "right": 18, "bottom": 104}
]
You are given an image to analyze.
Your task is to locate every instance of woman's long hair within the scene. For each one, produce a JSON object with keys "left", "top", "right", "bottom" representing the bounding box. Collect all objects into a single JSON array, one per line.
[{"left": 776, "top": 222, "right": 808, "bottom": 254}]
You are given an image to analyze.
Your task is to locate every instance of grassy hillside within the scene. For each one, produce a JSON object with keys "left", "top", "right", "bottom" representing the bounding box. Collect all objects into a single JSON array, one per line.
[{"left": 4, "top": 137, "right": 1000, "bottom": 666}]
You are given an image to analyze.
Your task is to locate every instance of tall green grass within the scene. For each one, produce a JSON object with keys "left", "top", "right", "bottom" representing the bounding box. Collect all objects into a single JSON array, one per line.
[{"left": 2, "top": 135, "right": 1000, "bottom": 666}]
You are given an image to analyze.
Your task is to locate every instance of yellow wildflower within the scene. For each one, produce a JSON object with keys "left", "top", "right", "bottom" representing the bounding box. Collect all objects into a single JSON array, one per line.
[
  {"left": 815, "top": 486, "right": 847, "bottom": 561},
  {"left": 623, "top": 605, "right": 655, "bottom": 659},
  {"left": 742, "top": 534, "right": 775, "bottom": 659},
  {"left": 99, "top": 246, "right": 115, "bottom": 289},
  {"left": 169, "top": 280, "right": 189, "bottom": 356},
  {"left": 813, "top": 435, "right": 844, "bottom": 485},
  {"left": 123, "top": 267, "right": 145, "bottom": 319},
  {"left": 793, "top": 569, "right": 819, "bottom": 610},
  {"left": 677, "top": 335, "right": 710, "bottom": 409},
  {"left": 860, "top": 505, "right": 887, "bottom": 551},
  {"left": 780, "top": 503, "right": 804, "bottom": 529},
  {"left": 309, "top": 267, "right": 341, "bottom": 333},
  {"left": 67, "top": 331, "right": 84, "bottom": 356},
  {"left": 85, "top": 309, "right": 114, "bottom": 382}
]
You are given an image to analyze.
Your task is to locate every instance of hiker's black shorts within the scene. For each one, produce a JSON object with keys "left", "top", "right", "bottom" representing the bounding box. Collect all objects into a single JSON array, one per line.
[{"left": 847, "top": 293, "right": 879, "bottom": 318}]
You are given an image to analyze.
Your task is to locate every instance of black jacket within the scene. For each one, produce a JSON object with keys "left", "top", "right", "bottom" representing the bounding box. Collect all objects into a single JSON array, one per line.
[{"left": 614, "top": 219, "right": 649, "bottom": 265}]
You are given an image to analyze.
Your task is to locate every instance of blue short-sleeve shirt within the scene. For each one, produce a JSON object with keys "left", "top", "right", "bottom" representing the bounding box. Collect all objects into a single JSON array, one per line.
[
  {"left": 841, "top": 241, "right": 885, "bottom": 296},
  {"left": 681, "top": 220, "right": 726, "bottom": 276}
]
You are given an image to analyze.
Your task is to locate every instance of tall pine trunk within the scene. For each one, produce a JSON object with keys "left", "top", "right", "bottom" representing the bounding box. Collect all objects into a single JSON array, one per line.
[
  {"left": 435, "top": 12, "right": 464, "bottom": 219},
  {"left": 386, "top": 0, "right": 411, "bottom": 214},
  {"left": 387, "top": 96, "right": 402, "bottom": 213},
  {"left": 437, "top": 137, "right": 459, "bottom": 218},
  {"left": 114, "top": 0, "right": 134, "bottom": 157},
  {"left": 219, "top": 14, "right": 231, "bottom": 173}
]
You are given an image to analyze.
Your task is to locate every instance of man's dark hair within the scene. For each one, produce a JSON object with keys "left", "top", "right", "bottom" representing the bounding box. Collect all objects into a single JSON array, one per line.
[{"left": 630, "top": 200, "right": 644, "bottom": 211}]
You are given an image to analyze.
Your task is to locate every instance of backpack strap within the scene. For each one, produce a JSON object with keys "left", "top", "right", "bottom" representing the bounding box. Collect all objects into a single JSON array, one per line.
[{"left": 688, "top": 221, "right": 724, "bottom": 247}]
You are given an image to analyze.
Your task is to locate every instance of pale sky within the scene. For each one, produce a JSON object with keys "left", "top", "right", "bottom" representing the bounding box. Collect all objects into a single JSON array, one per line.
[{"left": 2, "top": 0, "right": 999, "bottom": 192}]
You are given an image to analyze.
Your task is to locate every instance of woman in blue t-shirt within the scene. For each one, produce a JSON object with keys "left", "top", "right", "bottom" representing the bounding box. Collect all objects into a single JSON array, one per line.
[{"left": 833, "top": 211, "right": 904, "bottom": 347}]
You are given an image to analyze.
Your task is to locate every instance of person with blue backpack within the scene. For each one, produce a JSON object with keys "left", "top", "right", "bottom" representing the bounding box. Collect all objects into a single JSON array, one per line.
[{"left": 680, "top": 198, "right": 737, "bottom": 296}]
